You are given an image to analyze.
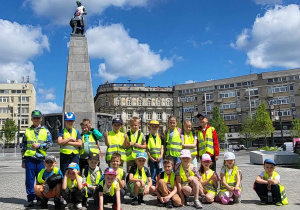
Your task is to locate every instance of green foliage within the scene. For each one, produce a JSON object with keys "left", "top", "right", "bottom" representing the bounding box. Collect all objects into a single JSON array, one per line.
[
  {"left": 177, "top": 122, "right": 183, "bottom": 130},
  {"left": 291, "top": 118, "right": 300, "bottom": 138},
  {"left": 120, "top": 126, "right": 125, "bottom": 133},
  {"left": 258, "top": 146, "right": 278, "bottom": 151},
  {"left": 209, "top": 107, "right": 229, "bottom": 142},
  {"left": 252, "top": 103, "right": 275, "bottom": 146},
  {"left": 240, "top": 116, "right": 257, "bottom": 143},
  {"left": 1, "top": 118, "right": 18, "bottom": 145}
]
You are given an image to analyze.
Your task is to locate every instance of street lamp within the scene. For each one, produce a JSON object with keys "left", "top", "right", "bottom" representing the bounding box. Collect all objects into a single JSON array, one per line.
[
  {"left": 180, "top": 96, "right": 184, "bottom": 133},
  {"left": 277, "top": 105, "right": 284, "bottom": 145},
  {"left": 266, "top": 98, "right": 275, "bottom": 147}
]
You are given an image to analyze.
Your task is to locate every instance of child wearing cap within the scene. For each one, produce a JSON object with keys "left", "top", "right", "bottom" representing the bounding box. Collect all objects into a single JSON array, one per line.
[
  {"left": 175, "top": 149, "right": 204, "bottom": 209},
  {"left": 79, "top": 118, "right": 103, "bottom": 174},
  {"left": 156, "top": 157, "right": 182, "bottom": 208},
  {"left": 110, "top": 153, "right": 126, "bottom": 202},
  {"left": 82, "top": 153, "right": 102, "bottom": 207},
  {"left": 21, "top": 110, "right": 53, "bottom": 207},
  {"left": 181, "top": 120, "right": 198, "bottom": 168},
  {"left": 99, "top": 167, "right": 121, "bottom": 210},
  {"left": 146, "top": 119, "right": 164, "bottom": 192},
  {"left": 254, "top": 159, "right": 288, "bottom": 206},
  {"left": 58, "top": 112, "right": 82, "bottom": 175},
  {"left": 199, "top": 154, "right": 218, "bottom": 203},
  {"left": 104, "top": 118, "right": 127, "bottom": 166},
  {"left": 61, "top": 162, "right": 84, "bottom": 210},
  {"left": 124, "top": 117, "right": 146, "bottom": 172},
  {"left": 218, "top": 152, "right": 241, "bottom": 204},
  {"left": 34, "top": 155, "right": 63, "bottom": 209},
  {"left": 128, "top": 152, "right": 153, "bottom": 205}
]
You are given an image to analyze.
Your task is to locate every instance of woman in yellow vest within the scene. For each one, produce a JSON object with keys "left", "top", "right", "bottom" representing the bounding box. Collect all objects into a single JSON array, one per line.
[
  {"left": 254, "top": 159, "right": 288, "bottom": 206},
  {"left": 199, "top": 154, "right": 218, "bottom": 203},
  {"left": 218, "top": 152, "right": 242, "bottom": 205},
  {"left": 181, "top": 120, "right": 197, "bottom": 167}
]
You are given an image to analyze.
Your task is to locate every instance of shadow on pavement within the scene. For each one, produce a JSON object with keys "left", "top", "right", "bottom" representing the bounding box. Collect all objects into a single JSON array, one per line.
[
  {"left": 0, "top": 197, "right": 26, "bottom": 204},
  {"left": 241, "top": 199, "right": 259, "bottom": 205}
]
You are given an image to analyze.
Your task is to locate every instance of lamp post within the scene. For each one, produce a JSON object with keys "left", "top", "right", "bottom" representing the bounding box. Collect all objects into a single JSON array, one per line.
[
  {"left": 266, "top": 98, "right": 275, "bottom": 147},
  {"left": 180, "top": 97, "right": 184, "bottom": 133},
  {"left": 278, "top": 105, "right": 284, "bottom": 145}
]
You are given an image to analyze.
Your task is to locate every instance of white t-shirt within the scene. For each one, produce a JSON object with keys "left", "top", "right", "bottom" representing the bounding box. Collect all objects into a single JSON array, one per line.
[
  {"left": 259, "top": 171, "right": 280, "bottom": 183},
  {"left": 220, "top": 166, "right": 233, "bottom": 176}
]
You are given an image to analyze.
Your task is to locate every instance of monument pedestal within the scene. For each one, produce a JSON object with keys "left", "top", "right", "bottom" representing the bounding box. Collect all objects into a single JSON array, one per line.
[
  {"left": 250, "top": 151, "right": 299, "bottom": 165},
  {"left": 63, "top": 36, "right": 95, "bottom": 130}
]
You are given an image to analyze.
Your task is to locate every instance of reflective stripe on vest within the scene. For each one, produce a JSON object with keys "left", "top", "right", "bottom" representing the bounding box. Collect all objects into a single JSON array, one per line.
[
  {"left": 24, "top": 127, "right": 48, "bottom": 157},
  {"left": 184, "top": 131, "right": 197, "bottom": 156},
  {"left": 100, "top": 180, "right": 118, "bottom": 196},
  {"left": 163, "top": 172, "right": 175, "bottom": 189},
  {"left": 86, "top": 170, "right": 101, "bottom": 185},
  {"left": 60, "top": 128, "right": 79, "bottom": 155},
  {"left": 179, "top": 164, "right": 195, "bottom": 183},
  {"left": 263, "top": 171, "right": 288, "bottom": 205},
  {"left": 220, "top": 166, "right": 240, "bottom": 192},
  {"left": 202, "top": 169, "right": 217, "bottom": 195},
  {"left": 166, "top": 128, "right": 182, "bottom": 157},
  {"left": 80, "top": 133, "right": 99, "bottom": 155},
  {"left": 67, "top": 175, "right": 82, "bottom": 189},
  {"left": 197, "top": 127, "right": 215, "bottom": 156},
  {"left": 106, "top": 131, "right": 126, "bottom": 161},
  {"left": 147, "top": 134, "right": 162, "bottom": 159},
  {"left": 134, "top": 167, "right": 147, "bottom": 183},
  {"left": 37, "top": 167, "right": 59, "bottom": 184},
  {"left": 126, "top": 131, "right": 144, "bottom": 160}
]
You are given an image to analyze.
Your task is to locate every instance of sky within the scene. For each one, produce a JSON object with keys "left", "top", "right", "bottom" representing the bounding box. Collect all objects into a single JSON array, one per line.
[{"left": 1, "top": 0, "right": 300, "bottom": 114}]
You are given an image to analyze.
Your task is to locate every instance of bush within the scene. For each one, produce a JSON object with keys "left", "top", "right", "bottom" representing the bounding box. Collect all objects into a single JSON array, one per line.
[{"left": 258, "top": 146, "right": 278, "bottom": 151}]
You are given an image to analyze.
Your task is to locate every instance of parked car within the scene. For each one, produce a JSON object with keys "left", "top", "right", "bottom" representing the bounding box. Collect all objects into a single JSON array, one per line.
[{"left": 278, "top": 142, "right": 294, "bottom": 152}]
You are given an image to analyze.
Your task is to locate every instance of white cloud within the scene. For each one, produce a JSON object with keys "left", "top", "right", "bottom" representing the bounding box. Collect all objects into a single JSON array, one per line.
[
  {"left": 228, "top": 60, "right": 234, "bottom": 65},
  {"left": 38, "top": 88, "right": 56, "bottom": 101},
  {"left": 87, "top": 23, "right": 173, "bottom": 81},
  {"left": 231, "top": 4, "right": 300, "bottom": 69},
  {"left": 253, "top": 0, "right": 282, "bottom": 5},
  {"left": 187, "top": 39, "right": 197, "bottom": 48},
  {"left": 185, "top": 80, "right": 196, "bottom": 84},
  {"left": 201, "top": 40, "right": 213, "bottom": 45},
  {"left": 0, "top": 19, "right": 49, "bottom": 83},
  {"left": 36, "top": 102, "right": 62, "bottom": 114},
  {"left": 24, "top": 0, "right": 148, "bottom": 25}
]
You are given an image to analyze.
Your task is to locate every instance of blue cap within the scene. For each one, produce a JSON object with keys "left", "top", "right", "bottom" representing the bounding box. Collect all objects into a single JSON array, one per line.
[
  {"left": 136, "top": 152, "right": 147, "bottom": 160},
  {"left": 64, "top": 112, "right": 75, "bottom": 121},
  {"left": 112, "top": 118, "right": 123, "bottom": 125},
  {"left": 196, "top": 113, "right": 209, "bottom": 119},
  {"left": 264, "top": 158, "right": 276, "bottom": 166},
  {"left": 67, "top": 162, "right": 80, "bottom": 170}
]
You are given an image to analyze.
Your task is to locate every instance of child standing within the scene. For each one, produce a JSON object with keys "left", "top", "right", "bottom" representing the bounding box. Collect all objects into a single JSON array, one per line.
[
  {"left": 165, "top": 116, "right": 182, "bottom": 165},
  {"left": 125, "top": 117, "right": 146, "bottom": 172},
  {"left": 128, "top": 152, "right": 153, "bottom": 205},
  {"left": 34, "top": 155, "right": 63, "bottom": 209},
  {"left": 79, "top": 119, "right": 103, "bottom": 173},
  {"left": 104, "top": 118, "right": 127, "bottom": 165},
  {"left": 99, "top": 168, "right": 121, "bottom": 210},
  {"left": 218, "top": 152, "right": 241, "bottom": 204},
  {"left": 62, "top": 162, "right": 84, "bottom": 210},
  {"left": 175, "top": 149, "right": 203, "bottom": 209},
  {"left": 156, "top": 157, "right": 182, "bottom": 208},
  {"left": 181, "top": 120, "right": 197, "bottom": 167},
  {"left": 58, "top": 112, "right": 82, "bottom": 175},
  {"left": 199, "top": 154, "right": 218, "bottom": 203},
  {"left": 254, "top": 159, "right": 288, "bottom": 206},
  {"left": 82, "top": 153, "right": 102, "bottom": 207},
  {"left": 110, "top": 153, "right": 126, "bottom": 201},
  {"left": 146, "top": 120, "right": 164, "bottom": 192}
]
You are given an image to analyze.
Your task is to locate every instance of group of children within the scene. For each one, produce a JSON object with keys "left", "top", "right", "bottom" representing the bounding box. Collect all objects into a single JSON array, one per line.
[{"left": 25, "top": 110, "right": 288, "bottom": 210}]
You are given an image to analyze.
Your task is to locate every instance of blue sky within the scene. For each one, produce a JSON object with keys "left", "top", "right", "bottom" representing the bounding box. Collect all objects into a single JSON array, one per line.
[{"left": 1, "top": 0, "right": 300, "bottom": 113}]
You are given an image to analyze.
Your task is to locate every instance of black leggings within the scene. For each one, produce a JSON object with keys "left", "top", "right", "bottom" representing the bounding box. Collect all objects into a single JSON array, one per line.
[{"left": 254, "top": 182, "right": 281, "bottom": 203}]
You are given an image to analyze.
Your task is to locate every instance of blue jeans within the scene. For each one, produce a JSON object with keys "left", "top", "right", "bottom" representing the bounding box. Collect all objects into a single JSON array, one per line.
[
  {"left": 25, "top": 157, "right": 44, "bottom": 201},
  {"left": 60, "top": 153, "right": 79, "bottom": 175},
  {"left": 148, "top": 159, "right": 163, "bottom": 186}
]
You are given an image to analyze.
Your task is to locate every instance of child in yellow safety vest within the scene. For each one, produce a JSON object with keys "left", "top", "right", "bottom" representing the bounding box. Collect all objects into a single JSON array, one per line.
[
  {"left": 181, "top": 120, "right": 198, "bottom": 167},
  {"left": 175, "top": 149, "right": 204, "bottom": 209},
  {"left": 199, "top": 154, "right": 218, "bottom": 203},
  {"left": 82, "top": 153, "right": 102, "bottom": 207},
  {"left": 104, "top": 118, "right": 127, "bottom": 166},
  {"left": 218, "top": 152, "right": 242, "bottom": 204},
  {"left": 99, "top": 167, "right": 122, "bottom": 210},
  {"left": 128, "top": 152, "right": 153, "bottom": 205},
  {"left": 156, "top": 157, "right": 182, "bottom": 208},
  {"left": 146, "top": 120, "right": 164, "bottom": 192},
  {"left": 110, "top": 153, "right": 126, "bottom": 202},
  {"left": 34, "top": 155, "right": 63, "bottom": 209},
  {"left": 61, "top": 162, "right": 84, "bottom": 210},
  {"left": 254, "top": 159, "right": 288, "bottom": 206}
]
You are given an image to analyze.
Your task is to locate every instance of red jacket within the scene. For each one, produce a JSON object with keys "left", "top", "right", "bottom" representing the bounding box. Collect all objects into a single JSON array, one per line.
[{"left": 197, "top": 125, "right": 219, "bottom": 157}]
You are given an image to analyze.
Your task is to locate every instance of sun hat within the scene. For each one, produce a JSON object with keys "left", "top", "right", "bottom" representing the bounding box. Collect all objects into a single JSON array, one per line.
[
  {"left": 104, "top": 167, "right": 117, "bottom": 175},
  {"left": 136, "top": 152, "right": 147, "bottom": 160},
  {"left": 67, "top": 162, "right": 80, "bottom": 171},
  {"left": 224, "top": 152, "right": 235, "bottom": 160},
  {"left": 64, "top": 112, "right": 75, "bottom": 121},
  {"left": 150, "top": 120, "right": 159, "bottom": 125},
  {"left": 201, "top": 154, "right": 212, "bottom": 162},
  {"left": 180, "top": 149, "right": 192, "bottom": 158},
  {"left": 264, "top": 158, "right": 276, "bottom": 166}
]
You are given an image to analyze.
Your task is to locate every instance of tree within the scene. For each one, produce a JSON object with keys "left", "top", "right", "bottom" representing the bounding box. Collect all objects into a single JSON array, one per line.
[
  {"left": 1, "top": 118, "right": 18, "bottom": 147},
  {"left": 291, "top": 118, "right": 300, "bottom": 138},
  {"left": 209, "top": 107, "right": 229, "bottom": 142},
  {"left": 252, "top": 103, "right": 275, "bottom": 147},
  {"left": 239, "top": 116, "right": 257, "bottom": 147}
]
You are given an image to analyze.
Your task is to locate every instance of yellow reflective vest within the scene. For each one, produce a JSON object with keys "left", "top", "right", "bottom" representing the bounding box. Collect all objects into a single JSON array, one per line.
[
  {"left": 197, "top": 127, "right": 215, "bottom": 156},
  {"left": 60, "top": 128, "right": 80, "bottom": 155},
  {"left": 133, "top": 167, "right": 147, "bottom": 184},
  {"left": 163, "top": 171, "right": 175, "bottom": 189},
  {"left": 37, "top": 167, "right": 59, "bottom": 184},
  {"left": 117, "top": 168, "right": 124, "bottom": 181},
  {"left": 86, "top": 170, "right": 101, "bottom": 186},
  {"left": 100, "top": 180, "right": 119, "bottom": 196},
  {"left": 202, "top": 169, "right": 217, "bottom": 196},
  {"left": 126, "top": 131, "right": 144, "bottom": 161},
  {"left": 80, "top": 133, "right": 99, "bottom": 156},
  {"left": 147, "top": 134, "right": 162, "bottom": 159},
  {"left": 165, "top": 128, "right": 182, "bottom": 157},
  {"left": 67, "top": 175, "right": 82, "bottom": 190},
  {"left": 24, "top": 127, "right": 48, "bottom": 157},
  {"left": 106, "top": 131, "right": 126, "bottom": 162},
  {"left": 184, "top": 131, "right": 197, "bottom": 156},
  {"left": 179, "top": 164, "right": 195, "bottom": 183},
  {"left": 220, "top": 166, "right": 241, "bottom": 192}
]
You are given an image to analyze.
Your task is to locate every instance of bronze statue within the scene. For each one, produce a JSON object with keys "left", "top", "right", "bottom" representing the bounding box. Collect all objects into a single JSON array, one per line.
[{"left": 70, "top": 0, "right": 87, "bottom": 35}]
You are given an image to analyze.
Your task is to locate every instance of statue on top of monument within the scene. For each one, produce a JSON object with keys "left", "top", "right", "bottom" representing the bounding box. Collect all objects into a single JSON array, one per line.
[{"left": 70, "top": 0, "right": 87, "bottom": 35}]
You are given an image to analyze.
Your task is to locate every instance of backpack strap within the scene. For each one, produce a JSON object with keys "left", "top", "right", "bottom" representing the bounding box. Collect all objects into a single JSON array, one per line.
[{"left": 84, "top": 165, "right": 89, "bottom": 178}]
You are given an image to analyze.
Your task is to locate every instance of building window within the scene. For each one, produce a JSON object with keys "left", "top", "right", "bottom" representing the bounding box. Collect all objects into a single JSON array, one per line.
[
  {"left": 268, "top": 77, "right": 286, "bottom": 83},
  {"left": 147, "top": 112, "right": 152, "bottom": 120},
  {"left": 272, "top": 97, "right": 289, "bottom": 105},
  {"left": 183, "top": 106, "right": 194, "bottom": 113},
  {"left": 138, "top": 99, "right": 142, "bottom": 106},
  {"left": 157, "top": 100, "right": 161, "bottom": 106},
  {"left": 0, "top": 97, "right": 9, "bottom": 102},
  {"left": 289, "top": 75, "right": 300, "bottom": 80},
  {"left": 105, "top": 101, "right": 109, "bottom": 107},
  {"left": 275, "top": 109, "right": 291, "bottom": 117},
  {"left": 157, "top": 113, "right": 162, "bottom": 120},
  {"left": 246, "top": 99, "right": 260, "bottom": 108},
  {"left": 220, "top": 102, "right": 236, "bottom": 110},
  {"left": 219, "top": 91, "right": 235, "bottom": 98},
  {"left": 19, "top": 97, "right": 29, "bottom": 102},
  {"left": 217, "top": 83, "right": 234, "bottom": 89},
  {"left": 203, "top": 104, "right": 213, "bottom": 112},
  {"left": 222, "top": 113, "right": 237, "bottom": 121},
  {"left": 236, "top": 81, "right": 253, "bottom": 87},
  {"left": 0, "top": 90, "right": 9, "bottom": 93},
  {"left": 204, "top": 93, "right": 213, "bottom": 100},
  {"left": 127, "top": 112, "right": 132, "bottom": 120},
  {"left": 0, "top": 119, "right": 6, "bottom": 125},
  {"left": 268, "top": 85, "right": 288, "bottom": 93},
  {"left": 116, "top": 113, "right": 121, "bottom": 119},
  {"left": 291, "top": 97, "right": 295, "bottom": 107},
  {"left": 21, "top": 118, "right": 28, "bottom": 125},
  {"left": 0, "top": 107, "right": 8, "bottom": 113},
  {"left": 11, "top": 90, "right": 26, "bottom": 94},
  {"left": 21, "top": 108, "right": 29, "bottom": 114},
  {"left": 195, "top": 105, "right": 198, "bottom": 112},
  {"left": 127, "top": 99, "right": 132, "bottom": 106},
  {"left": 147, "top": 99, "right": 151, "bottom": 106},
  {"left": 116, "top": 98, "right": 120, "bottom": 106},
  {"left": 194, "top": 86, "right": 214, "bottom": 92},
  {"left": 245, "top": 88, "right": 259, "bottom": 96},
  {"left": 167, "top": 99, "right": 171, "bottom": 106}
]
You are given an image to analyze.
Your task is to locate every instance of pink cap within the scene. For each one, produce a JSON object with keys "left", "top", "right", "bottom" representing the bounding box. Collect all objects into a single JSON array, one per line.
[
  {"left": 201, "top": 154, "right": 212, "bottom": 162},
  {"left": 180, "top": 149, "right": 192, "bottom": 158}
]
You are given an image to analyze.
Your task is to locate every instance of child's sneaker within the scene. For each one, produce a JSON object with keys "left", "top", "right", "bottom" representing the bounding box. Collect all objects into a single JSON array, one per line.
[
  {"left": 24, "top": 200, "right": 34, "bottom": 207},
  {"left": 275, "top": 202, "right": 283, "bottom": 206},
  {"left": 194, "top": 200, "right": 203, "bottom": 209},
  {"left": 54, "top": 197, "right": 61, "bottom": 209},
  {"left": 131, "top": 197, "right": 139, "bottom": 205},
  {"left": 259, "top": 200, "right": 267, "bottom": 205},
  {"left": 157, "top": 199, "right": 164, "bottom": 207},
  {"left": 66, "top": 203, "right": 74, "bottom": 210},
  {"left": 233, "top": 196, "right": 241, "bottom": 203},
  {"left": 75, "top": 203, "right": 82, "bottom": 209},
  {"left": 138, "top": 194, "right": 145, "bottom": 204},
  {"left": 166, "top": 200, "right": 173, "bottom": 208},
  {"left": 40, "top": 198, "right": 49, "bottom": 209}
]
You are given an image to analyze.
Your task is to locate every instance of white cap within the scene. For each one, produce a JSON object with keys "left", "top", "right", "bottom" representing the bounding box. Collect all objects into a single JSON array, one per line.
[{"left": 224, "top": 152, "right": 235, "bottom": 160}]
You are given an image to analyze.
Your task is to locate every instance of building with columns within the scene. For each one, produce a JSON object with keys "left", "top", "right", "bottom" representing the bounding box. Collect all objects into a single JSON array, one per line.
[{"left": 94, "top": 81, "right": 173, "bottom": 134}]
